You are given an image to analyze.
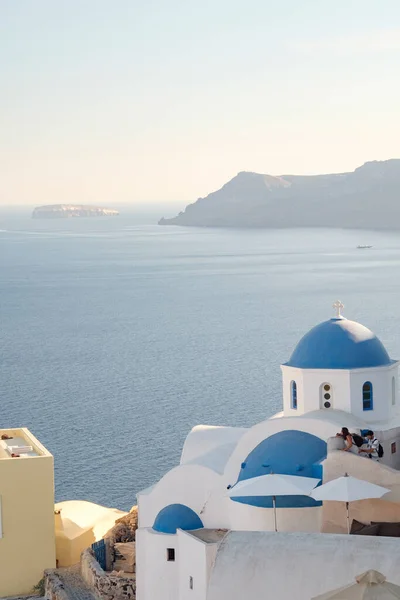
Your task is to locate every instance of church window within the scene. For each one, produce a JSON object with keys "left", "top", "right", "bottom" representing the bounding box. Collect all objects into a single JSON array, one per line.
[
  {"left": 392, "top": 377, "right": 396, "bottom": 406},
  {"left": 189, "top": 576, "right": 194, "bottom": 590},
  {"left": 320, "top": 383, "right": 332, "bottom": 408},
  {"left": 362, "top": 382, "right": 373, "bottom": 411},
  {"left": 167, "top": 548, "right": 175, "bottom": 561},
  {"left": 391, "top": 442, "right": 396, "bottom": 454},
  {"left": 291, "top": 381, "right": 297, "bottom": 409}
]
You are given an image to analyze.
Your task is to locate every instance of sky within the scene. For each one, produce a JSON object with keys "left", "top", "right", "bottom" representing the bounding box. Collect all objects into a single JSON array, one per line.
[{"left": 1, "top": 0, "right": 400, "bottom": 206}]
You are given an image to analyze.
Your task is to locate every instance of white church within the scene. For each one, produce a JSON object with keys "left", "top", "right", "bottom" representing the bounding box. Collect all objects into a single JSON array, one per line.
[{"left": 136, "top": 302, "right": 400, "bottom": 600}]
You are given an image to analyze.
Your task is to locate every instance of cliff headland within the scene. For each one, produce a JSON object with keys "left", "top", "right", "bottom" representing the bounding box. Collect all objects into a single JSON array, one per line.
[{"left": 159, "top": 159, "right": 400, "bottom": 230}]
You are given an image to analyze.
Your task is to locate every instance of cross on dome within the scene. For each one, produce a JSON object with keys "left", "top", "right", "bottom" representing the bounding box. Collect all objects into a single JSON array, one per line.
[{"left": 333, "top": 300, "right": 344, "bottom": 318}]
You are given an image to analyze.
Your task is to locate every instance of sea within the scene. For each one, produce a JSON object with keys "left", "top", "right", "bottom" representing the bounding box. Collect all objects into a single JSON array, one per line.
[{"left": 2, "top": 208, "right": 400, "bottom": 511}]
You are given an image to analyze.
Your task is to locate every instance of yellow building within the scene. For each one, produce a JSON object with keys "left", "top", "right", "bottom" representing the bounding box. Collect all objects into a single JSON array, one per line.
[
  {"left": 0, "top": 428, "right": 56, "bottom": 597},
  {"left": 54, "top": 500, "right": 127, "bottom": 567}
]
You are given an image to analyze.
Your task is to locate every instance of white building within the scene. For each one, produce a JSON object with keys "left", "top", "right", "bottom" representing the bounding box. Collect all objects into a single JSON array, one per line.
[{"left": 136, "top": 303, "right": 400, "bottom": 600}]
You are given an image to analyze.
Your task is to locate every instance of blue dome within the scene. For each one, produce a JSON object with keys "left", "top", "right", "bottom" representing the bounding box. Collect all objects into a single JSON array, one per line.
[
  {"left": 232, "top": 430, "right": 326, "bottom": 508},
  {"left": 153, "top": 504, "right": 203, "bottom": 534},
  {"left": 286, "top": 317, "right": 392, "bottom": 370}
]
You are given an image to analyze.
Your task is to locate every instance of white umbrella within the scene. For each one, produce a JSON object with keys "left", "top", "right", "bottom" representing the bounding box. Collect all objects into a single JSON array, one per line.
[
  {"left": 312, "top": 569, "right": 400, "bottom": 599},
  {"left": 310, "top": 473, "right": 390, "bottom": 533},
  {"left": 228, "top": 473, "right": 320, "bottom": 532}
]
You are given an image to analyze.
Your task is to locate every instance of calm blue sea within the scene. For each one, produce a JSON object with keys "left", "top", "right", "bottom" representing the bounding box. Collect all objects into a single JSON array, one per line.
[{"left": 2, "top": 209, "right": 400, "bottom": 510}]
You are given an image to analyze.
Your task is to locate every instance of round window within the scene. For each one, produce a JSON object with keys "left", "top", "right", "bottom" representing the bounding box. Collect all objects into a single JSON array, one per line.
[
  {"left": 324, "top": 393, "right": 331, "bottom": 400},
  {"left": 324, "top": 384, "right": 330, "bottom": 391},
  {"left": 324, "top": 401, "right": 331, "bottom": 409}
]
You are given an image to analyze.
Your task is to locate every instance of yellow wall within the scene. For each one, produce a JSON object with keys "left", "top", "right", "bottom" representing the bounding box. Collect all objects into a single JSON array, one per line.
[
  {"left": 55, "top": 526, "right": 96, "bottom": 567},
  {"left": 322, "top": 449, "right": 400, "bottom": 534},
  {"left": 54, "top": 501, "right": 127, "bottom": 567},
  {"left": 0, "top": 429, "right": 56, "bottom": 596}
]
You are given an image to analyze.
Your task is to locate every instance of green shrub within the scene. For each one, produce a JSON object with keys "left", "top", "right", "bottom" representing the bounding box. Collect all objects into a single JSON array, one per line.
[{"left": 32, "top": 576, "right": 45, "bottom": 596}]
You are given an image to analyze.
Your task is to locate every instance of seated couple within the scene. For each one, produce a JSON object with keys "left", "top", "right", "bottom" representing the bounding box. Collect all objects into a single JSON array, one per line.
[{"left": 336, "top": 427, "right": 381, "bottom": 461}]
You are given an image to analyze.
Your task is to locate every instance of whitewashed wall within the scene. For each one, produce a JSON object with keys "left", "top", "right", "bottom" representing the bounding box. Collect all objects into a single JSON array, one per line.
[
  {"left": 207, "top": 531, "right": 400, "bottom": 600},
  {"left": 281, "top": 365, "right": 351, "bottom": 415},
  {"left": 136, "top": 527, "right": 219, "bottom": 600},
  {"left": 282, "top": 363, "right": 399, "bottom": 422},
  {"left": 137, "top": 464, "right": 222, "bottom": 529},
  {"left": 135, "top": 528, "right": 178, "bottom": 600},
  {"left": 180, "top": 426, "right": 248, "bottom": 465},
  {"left": 177, "top": 531, "right": 218, "bottom": 600},
  {"left": 281, "top": 366, "right": 305, "bottom": 415},
  {"left": 349, "top": 364, "right": 399, "bottom": 422}
]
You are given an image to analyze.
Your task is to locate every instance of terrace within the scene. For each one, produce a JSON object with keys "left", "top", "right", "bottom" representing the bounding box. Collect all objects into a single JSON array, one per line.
[{"left": 0, "top": 428, "right": 51, "bottom": 459}]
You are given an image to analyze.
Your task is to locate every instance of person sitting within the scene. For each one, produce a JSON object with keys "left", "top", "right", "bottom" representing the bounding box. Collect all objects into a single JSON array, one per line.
[
  {"left": 336, "top": 427, "right": 357, "bottom": 453},
  {"left": 358, "top": 430, "right": 380, "bottom": 461}
]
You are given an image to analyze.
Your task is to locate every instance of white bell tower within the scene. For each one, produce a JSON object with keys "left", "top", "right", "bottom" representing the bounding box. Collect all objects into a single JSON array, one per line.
[{"left": 280, "top": 302, "right": 400, "bottom": 422}]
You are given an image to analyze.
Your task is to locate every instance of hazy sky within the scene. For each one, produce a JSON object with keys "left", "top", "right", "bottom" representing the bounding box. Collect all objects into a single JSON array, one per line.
[{"left": 1, "top": 1, "right": 400, "bottom": 206}]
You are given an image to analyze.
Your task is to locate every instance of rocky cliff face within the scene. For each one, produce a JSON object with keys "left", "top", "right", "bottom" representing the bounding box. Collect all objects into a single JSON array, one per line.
[
  {"left": 159, "top": 160, "right": 400, "bottom": 229},
  {"left": 32, "top": 205, "right": 119, "bottom": 218}
]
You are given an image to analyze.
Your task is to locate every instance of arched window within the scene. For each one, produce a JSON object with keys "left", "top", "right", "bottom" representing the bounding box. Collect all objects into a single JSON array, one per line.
[
  {"left": 392, "top": 377, "right": 396, "bottom": 406},
  {"left": 320, "top": 383, "right": 333, "bottom": 409},
  {"left": 362, "top": 382, "right": 373, "bottom": 411},
  {"left": 291, "top": 381, "right": 297, "bottom": 409}
]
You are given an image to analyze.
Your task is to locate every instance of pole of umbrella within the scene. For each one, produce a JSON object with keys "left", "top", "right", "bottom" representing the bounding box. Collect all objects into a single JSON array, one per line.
[
  {"left": 273, "top": 495, "right": 277, "bottom": 532},
  {"left": 346, "top": 501, "right": 350, "bottom": 534}
]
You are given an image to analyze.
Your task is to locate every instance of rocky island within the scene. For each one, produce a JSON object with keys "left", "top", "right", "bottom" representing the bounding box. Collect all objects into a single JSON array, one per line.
[
  {"left": 159, "top": 159, "right": 400, "bottom": 230},
  {"left": 32, "top": 204, "right": 119, "bottom": 218}
]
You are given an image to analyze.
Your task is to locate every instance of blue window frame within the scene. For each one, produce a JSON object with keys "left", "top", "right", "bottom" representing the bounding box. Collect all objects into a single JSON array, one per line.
[
  {"left": 291, "top": 381, "right": 297, "bottom": 409},
  {"left": 363, "top": 381, "right": 373, "bottom": 411}
]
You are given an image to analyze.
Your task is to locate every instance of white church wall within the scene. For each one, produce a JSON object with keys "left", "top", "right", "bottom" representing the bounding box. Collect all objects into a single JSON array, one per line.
[
  {"left": 135, "top": 528, "right": 147, "bottom": 600},
  {"left": 281, "top": 366, "right": 304, "bottom": 415},
  {"left": 136, "top": 528, "right": 219, "bottom": 600},
  {"left": 304, "top": 369, "right": 351, "bottom": 413},
  {"left": 282, "top": 364, "right": 400, "bottom": 423},
  {"left": 136, "top": 528, "right": 179, "bottom": 600},
  {"left": 137, "top": 464, "right": 222, "bottom": 529},
  {"left": 349, "top": 366, "right": 397, "bottom": 422},
  {"left": 281, "top": 365, "right": 352, "bottom": 416},
  {"left": 177, "top": 531, "right": 216, "bottom": 600},
  {"left": 207, "top": 531, "right": 400, "bottom": 600},
  {"left": 180, "top": 425, "right": 248, "bottom": 465},
  {"left": 203, "top": 495, "right": 232, "bottom": 530}
]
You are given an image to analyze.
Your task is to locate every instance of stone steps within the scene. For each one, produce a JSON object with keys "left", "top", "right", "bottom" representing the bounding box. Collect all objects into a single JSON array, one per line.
[{"left": 45, "top": 566, "right": 97, "bottom": 600}]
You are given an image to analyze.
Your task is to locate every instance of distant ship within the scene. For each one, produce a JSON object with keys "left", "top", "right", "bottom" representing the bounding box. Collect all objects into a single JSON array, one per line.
[{"left": 357, "top": 245, "right": 373, "bottom": 249}]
